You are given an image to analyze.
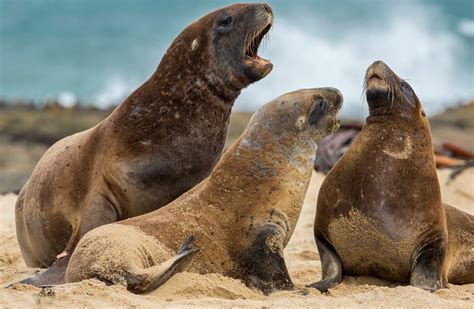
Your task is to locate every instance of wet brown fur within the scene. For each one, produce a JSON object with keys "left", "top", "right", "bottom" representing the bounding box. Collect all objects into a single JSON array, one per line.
[
  {"left": 312, "top": 61, "right": 474, "bottom": 291},
  {"left": 64, "top": 88, "right": 343, "bottom": 294},
  {"left": 15, "top": 3, "right": 274, "bottom": 281}
]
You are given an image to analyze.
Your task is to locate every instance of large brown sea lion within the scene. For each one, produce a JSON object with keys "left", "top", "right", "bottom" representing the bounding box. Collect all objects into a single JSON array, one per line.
[
  {"left": 308, "top": 61, "right": 474, "bottom": 292},
  {"left": 15, "top": 3, "right": 274, "bottom": 286},
  {"left": 63, "top": 88, "right": 343, "bottom": 295}
]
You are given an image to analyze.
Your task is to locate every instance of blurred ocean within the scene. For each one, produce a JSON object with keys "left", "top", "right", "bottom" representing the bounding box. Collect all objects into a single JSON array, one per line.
[{"left": 0, "top": 0, "right": 473, "bottom": 118}]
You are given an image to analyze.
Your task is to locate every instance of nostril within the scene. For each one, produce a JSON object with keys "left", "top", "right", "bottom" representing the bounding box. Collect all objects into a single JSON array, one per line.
[
  {"left": 262, "top": 4, "right": 272, "bottom": 14},
  {"left": 372, "top": 60, "right": 386, "bottom": 68}
]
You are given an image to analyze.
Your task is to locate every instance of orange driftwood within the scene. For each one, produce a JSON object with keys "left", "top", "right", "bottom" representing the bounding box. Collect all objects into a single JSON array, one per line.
[
  {"left": 435, "top": 155, "right": 464, "bottom": 168},
  {"left": 442, "top": 143, "right": 474, "bottom": 159}
]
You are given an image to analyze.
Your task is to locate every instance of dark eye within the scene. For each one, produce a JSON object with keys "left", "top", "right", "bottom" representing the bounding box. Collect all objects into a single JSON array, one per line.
[
  {"left": 315, "top": 96, "right": 327, "bottom": 110},
  {"left": 216, "top": 14, "right": 233, "bottom": 33},
  {"left": 219, "top": 16, "right": 232, "bottom": 27},
  {"left": 401, "top": 81, "right": 410, "bottom": 92},
  {"left": 308, "top": 96, "right": 326, "bottom": 125},
  {"left": 400, "top": 80, "right": 417, "bottom": 107}
]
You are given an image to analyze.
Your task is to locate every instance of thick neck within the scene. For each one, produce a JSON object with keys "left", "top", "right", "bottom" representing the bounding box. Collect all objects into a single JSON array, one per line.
[
  {"left": 368, "top": 100, "right": 420, "bottom": 120},
  {"left": 106, "top": 61, "right": 240, "bottom": 146},
  {"left": 199, "top": 128, "right": 316, "bottom": 250},
  {"left": 366, "top": 111, "right": 427, "bottom": 133},
  {"left": 206, "top": 127, "right": 316, "bottom": 212},
  {"left": 357, "top": 107, "right": 441, "bottom": 214},
  {"left": 362, "top": 112, "right": 435, "bottom": 168},
  {"left": 104, "top": 22, "right": 244, "bottom": 145}
]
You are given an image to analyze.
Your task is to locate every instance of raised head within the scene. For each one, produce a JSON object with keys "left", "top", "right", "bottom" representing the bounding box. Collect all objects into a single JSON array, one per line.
[
  {"left": 157, "top": 3, "right": 273, "bottom": 93},
  {"left": 364, "top": 60, "right": 425, "bottom": 118},
  {"left": 244, "top": 88, "right": 343, "bottom": 146}
]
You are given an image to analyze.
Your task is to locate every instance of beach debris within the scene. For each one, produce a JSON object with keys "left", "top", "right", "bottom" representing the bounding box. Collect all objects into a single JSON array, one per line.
[
  {"left": 314, "top": 122, "right": 363, "bottom": 174},
  {"left": 314, "top": 124, "right": 473, "bottom": 175}
]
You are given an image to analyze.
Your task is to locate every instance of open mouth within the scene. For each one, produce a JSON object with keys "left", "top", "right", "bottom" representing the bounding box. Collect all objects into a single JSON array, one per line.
[
  {"left": 367, "top": 72, "right": 383, "bottom": 83},
  {"left": 369, "top": 74, "right": 382, "bottom": 82},
  {"left": 366, "top": 71, "right": 388, "bottom": 90},
  {"left": 244, "top": 22, "right": 272, "bottom": 64}
]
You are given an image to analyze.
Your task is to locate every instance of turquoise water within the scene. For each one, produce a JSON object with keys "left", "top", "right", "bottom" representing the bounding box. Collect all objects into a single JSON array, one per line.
[{"left": 0, "top": 0, "right": 473, "bottom": 117}]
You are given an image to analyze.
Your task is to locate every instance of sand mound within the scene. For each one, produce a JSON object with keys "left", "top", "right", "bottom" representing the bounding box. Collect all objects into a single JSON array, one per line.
[
  {"left": 152, "top": 272, "right": 264, "bottom": 300},
  {"left": 1, "top": 171, "right": 473, "bottom": 308}
]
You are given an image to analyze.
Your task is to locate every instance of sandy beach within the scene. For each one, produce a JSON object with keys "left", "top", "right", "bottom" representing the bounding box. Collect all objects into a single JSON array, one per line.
[
  {"left": 1, "top": 169, "right": 473, "bottom": 308},
  {"left": 1, "top": 1, "right": 473, "bottom": 307}
]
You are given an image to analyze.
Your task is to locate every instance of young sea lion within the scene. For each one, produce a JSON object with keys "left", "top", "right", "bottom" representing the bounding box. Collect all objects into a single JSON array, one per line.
[
  {"left": 64, "top": 88, "right": 343, "bottom": 295},
  {"left": 15, "top": 3, "right": 274, "bottom": 286},
  {"left": 309, "top": 61, "right": 474, "bottom": 292}
]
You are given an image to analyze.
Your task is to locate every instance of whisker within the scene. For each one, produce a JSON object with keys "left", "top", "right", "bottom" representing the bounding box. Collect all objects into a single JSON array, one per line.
[
  {"left": 361, "top": 74, "right": 368, "bottom": 115},
  {"left": 387, "top": 80, "right": 391, "bottom": 101},
  {"left": 404, "top": 97, "right": 416, "bottom": 108},
  {"left": 390, "top": 81, "right": 395, "bottom": 109},
  {"left": 244, "top": 33, "right": 249, "bottom": 54}
]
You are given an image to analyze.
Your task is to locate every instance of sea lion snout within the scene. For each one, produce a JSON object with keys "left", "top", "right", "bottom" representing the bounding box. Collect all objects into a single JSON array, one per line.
[
  {"left": 239, "top": 4, "right": 273, "bottom": 82},
  {"left": 317, "top": 87, "right": 344, "bottom": 110},
  {"left": 369, "top": 60, "right": 389, "bottom": 70},
  {"left": 365, "top": 60, "right": 393, "bottom": 94},
  {"left": 306, "top": 88, "right": 343, "bottom": 133},
  {"left": 211, "top": 3, "right": 274, "bottom": 88},
  {"left": 253, "top": 3, "right": 274, "bottom": 21},
  {"left": 367, "top": 60, "right": 391, "bottom": 75},
  {"left": 365, "top": 61, "right": 420, "bottom": 115},
  {"left": 261, "top": 3, "right": 273, "bottom": 15}
]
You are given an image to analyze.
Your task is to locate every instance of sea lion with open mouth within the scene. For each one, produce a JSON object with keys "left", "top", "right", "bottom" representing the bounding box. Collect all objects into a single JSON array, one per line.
[
  {"left": 308, "top": 61, "right": 474, "bottom": 292},
  {"left": 63, "top": 88, "right": 343, "bottom": 295},
  {"left": 15, "top": 3, "right": 274, "bottom": 286}
]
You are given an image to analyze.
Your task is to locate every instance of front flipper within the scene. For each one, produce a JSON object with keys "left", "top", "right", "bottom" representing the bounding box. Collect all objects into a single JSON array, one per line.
[
  {"left": 125, "top": 235, "right": 199, "bottom": 294},
  {"left": 240, "top": 222, "right": 294, "bottom": 295},
  {"left": 307, "top": 232, "right": 342, "bottom": 292},
  {"left": 410, "top": 236, "right": 447, "bottom": 291}
]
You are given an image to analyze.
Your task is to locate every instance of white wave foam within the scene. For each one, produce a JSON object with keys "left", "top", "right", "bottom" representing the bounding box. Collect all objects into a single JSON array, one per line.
[
  {"left": 236, "top": 2, "right": 473, "bottom": 117},
  {"left": 94, "top": 77, "right": 135, "bottom": 109},
  {"left": 57, "top": 92, "right": 78, "bottom": 108},
  {"left": 458, "top": 19, "right": 474, "bottom": 37}
]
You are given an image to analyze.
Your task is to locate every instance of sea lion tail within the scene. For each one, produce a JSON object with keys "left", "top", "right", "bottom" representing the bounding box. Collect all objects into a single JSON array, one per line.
[{"left": 125, "top": 235, "right": 199, "bottom": 294}]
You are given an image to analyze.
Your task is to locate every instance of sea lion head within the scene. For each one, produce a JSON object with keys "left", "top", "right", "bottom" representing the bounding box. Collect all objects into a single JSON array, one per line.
[
  {"left": 364, "top": 60, "right": 425, "bottom": 118},
  {"left": 208, "top": 3, "right": 274, "bottom": 87},
  {"left": 161, "top": 3, "right": 273, "bottom": 92},
  {"left": 248, "top": 88, "right": 343, "bottom": 144}
]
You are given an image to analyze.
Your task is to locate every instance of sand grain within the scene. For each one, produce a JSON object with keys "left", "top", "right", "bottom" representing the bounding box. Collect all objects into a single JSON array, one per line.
[{"left": 1, "top": 171, "right": 473, "bottom": 308}]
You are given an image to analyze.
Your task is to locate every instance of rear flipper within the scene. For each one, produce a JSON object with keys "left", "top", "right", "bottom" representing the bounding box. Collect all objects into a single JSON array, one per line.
[
  {"left": 6, "top": 253, "right": 71, "bottom": 288},
  {"left": 410, "top": 236, "right": 447, "bottom": 291},
  {"left": 125, "top": 235, "right": 199, "bottom": 294},
  {"left": 307, "top": 232, "right": 342, "bottom": 292},
  {"left": 240, "top": 222, "right": 294, "bottom": 295}
]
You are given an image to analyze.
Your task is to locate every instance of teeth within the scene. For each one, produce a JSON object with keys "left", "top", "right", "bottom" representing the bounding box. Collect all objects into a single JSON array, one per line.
[
  {"left": 248, "top": 35, "right": 258, "bottom": 57},
  {"left": 245, "top": 22, "right": 271, "bottom": 59}
]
